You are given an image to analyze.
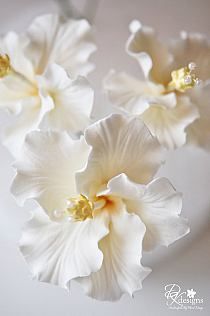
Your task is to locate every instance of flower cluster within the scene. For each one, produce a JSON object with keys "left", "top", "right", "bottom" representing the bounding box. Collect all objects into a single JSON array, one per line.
[
  {"left": 104, "top": 20, "right": 210, "bottom": 149},
  {"left": 0, "top": 14, "right": 95, "bottom": 157},
  {"left": 1, "top": 15, "right": 210, "bottom": 301}
]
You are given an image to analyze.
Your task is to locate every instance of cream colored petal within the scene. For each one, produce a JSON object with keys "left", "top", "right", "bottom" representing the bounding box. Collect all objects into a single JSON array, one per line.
[
  {"left": 25, "top": 14, "right": 96, "bottom": 76},
  {"left": 11, "top": 131, "right": 90, "bottom": 214},
  {"left": 2, "top": 95, "right": 50, "bottom": 158},
  {"left": 104, "top": 70, "right": 176, "bottom": 115},
  {"left": 134, "top": 177, "right": 189, "bottom": 251},
  {"left": 104, "top": 70, "right": 152, "bottom": 114},
  {"left": 169, "top": 32, "right": 210, "bottom": 81},
  {"left": 77, "top": 206, "right": 150, "bottom": 301},
  {"left": 103, "top": 174, "right": 189, "bottom": 251},
  {"left": 37, "top": 63, "right": 93, "bottom": 134},
  {"left": 99, "top": 173, "right": 145, "bottom": 200},
  {"left": 20, "top": 208, "right": 109, "bottom": 289},
  {"left": 186, "top": 82, "right": 210, "bottom": 150},
  {"left": 141, "top": 96, "right": 199, "bottom": 149},
  {"left": 126, "top": 21, "right": 172, "bottom": 84},
  {"left": 0, "top": 31, "right": 35, "bottom": 81},
  {"left": 76, "top": 114, "right": 164, "bottom": 197},
  {"left": 0, "top": 73, "right": 36, "bottom": 114}
]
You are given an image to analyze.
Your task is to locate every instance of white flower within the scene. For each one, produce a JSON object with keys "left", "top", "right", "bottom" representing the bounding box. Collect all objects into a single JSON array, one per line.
[
  {"left": 104, "top": 21, "right": 210, "bottom": 149},
  {"left": 0, "top": 14, "right": 96, "bottom": 157},
  {"left": 11, "top": 114, "right": 189, "bottom": 301}
]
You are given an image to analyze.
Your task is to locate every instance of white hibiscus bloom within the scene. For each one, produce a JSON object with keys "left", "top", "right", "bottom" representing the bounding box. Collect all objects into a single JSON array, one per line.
[
  {"left": 0, "top": 14, "right": 96, "bottom": 157},
  {"left": 104, "top": 21, "right": 210, "bottom": 150},
  {"left": 11, "top": 114, "right": 189, "bottom": 301}
]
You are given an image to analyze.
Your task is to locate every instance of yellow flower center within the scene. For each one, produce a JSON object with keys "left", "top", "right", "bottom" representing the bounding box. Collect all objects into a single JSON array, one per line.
[
  {"left": 52, "top": 194, "right": 114, "bottom": 222},
  {"left": 167, "top": 62, "right": 201, "bottom": 93},
  {"left": 67, "top": 194, "right": 94, "bottom": 221},
  {"left": 0, "top": 54, "right": 11, "bottom": 78}
]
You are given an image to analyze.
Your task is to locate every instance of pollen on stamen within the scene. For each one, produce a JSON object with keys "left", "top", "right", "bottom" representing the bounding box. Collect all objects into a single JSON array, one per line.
[
  {"left": 0, "top": 54, "right": 11, "bottom": 78},
  {"left": 67, "top": 194, "right": 94, "bottom": 221},
  {"left": 167, "top": 62, "right": 201, "bottom": 92}
]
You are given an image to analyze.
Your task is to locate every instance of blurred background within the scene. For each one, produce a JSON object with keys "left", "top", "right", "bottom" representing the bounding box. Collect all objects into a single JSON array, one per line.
[{"left": 0, "top": 0, "right": 210, "bottom": 315}]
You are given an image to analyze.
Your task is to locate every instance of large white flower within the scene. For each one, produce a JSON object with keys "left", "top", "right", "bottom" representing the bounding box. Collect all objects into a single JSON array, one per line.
[
  {"left": 104, "top": 21, "right": 210, "bottom": 150},
  {"left": 11, "top": 114, "right": 189, "bottom": 301},
  {"left": 0, "top": 14, "right": 96, "bottom": 156}
]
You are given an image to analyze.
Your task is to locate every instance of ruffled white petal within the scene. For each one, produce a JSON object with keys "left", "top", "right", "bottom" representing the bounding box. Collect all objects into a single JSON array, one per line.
[
  {"left": 104, "top": 70, "right": 176, "bottom": 115},
  {"left": 2, "top": 95, "right": 51, "bottom": 158},
  {"left": 99, "top": 173, "right": 145, "bottom": 200},
  {"left": 141, "top": 96, "right": 199, "bottom": 149},
  {"left": 0, "top": 31, "right": 35, "bottom": 81},
  {"left": 126, "top": 21, "right": 172, "bottom": 84},
  {"left": 11, "top": 131, "right": 90, "bottom": 214},
  {"left": 76, "top": 114, "right": 164, "bottom": 197},
  {"left": 20, "top": 208, "right": 109, "bottom": 289},
  {"left": 25, "top": 14, "right": 96, "bottom": 77},
  {"left": 77, "top": 206, "right": 150, "bottom": 301},
  {"left": 37, "top": 63, "right": 93, "bottom": 133},
  {"left": 186, "top": 82, "right": 210, "bottom": 150},
  {"left": 136, "top": 177, "right": 189, "bottom": 251},
  {"left": 169, "top": 32, "right": 210, "bottom": 81},
  {"left": 103, "top": 174, "right": 189, "bottom": 251},
  {"left": 0, "top": 73, "right": 36, "bottom": 115}
]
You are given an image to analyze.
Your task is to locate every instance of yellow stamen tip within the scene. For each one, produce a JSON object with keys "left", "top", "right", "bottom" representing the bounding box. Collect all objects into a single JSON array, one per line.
[
  {"left": 0, "top": 54, "right": 11, "bottom": 78},
  {"left": 168, "top": 62, "right": 201, "bottom": 92},
  {"left": 67, "top": 194, "right": 94, "bottom": 221}
]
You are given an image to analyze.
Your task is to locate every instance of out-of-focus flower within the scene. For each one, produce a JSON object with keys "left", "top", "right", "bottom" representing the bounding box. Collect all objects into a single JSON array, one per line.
[
  {"left": 0, "top": 14, "right": 96, "bottom": 156},
  {"left": 104, "top": 21, "right": 210, "bottom": 150},
  {"left": 11, "top": 114, "right": 189, "bottom": 301}
]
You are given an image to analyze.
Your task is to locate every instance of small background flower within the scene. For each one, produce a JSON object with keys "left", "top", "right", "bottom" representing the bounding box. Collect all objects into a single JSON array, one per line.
[
  {"left": 0, "top": 14, "right": 96, "bottom": 157},
  {"left": 104, "top": 20, "right": 210, "bottom": 150}
]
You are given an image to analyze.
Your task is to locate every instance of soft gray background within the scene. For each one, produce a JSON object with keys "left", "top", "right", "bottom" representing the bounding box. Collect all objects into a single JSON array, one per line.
[{"left": 0, "top": 0, "right": 210, "bottom": 315}]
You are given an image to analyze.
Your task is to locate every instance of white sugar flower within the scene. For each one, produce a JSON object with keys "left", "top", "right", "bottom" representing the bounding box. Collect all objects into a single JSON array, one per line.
[
  {"left": 104, "top": 21, "right": 210, "bottom": 149},
  {"left": 11, "top": 114, "right": 189, "bottom": 301},
  {"left": 0, "top": 14, "right": 96, "bottom": 156}
]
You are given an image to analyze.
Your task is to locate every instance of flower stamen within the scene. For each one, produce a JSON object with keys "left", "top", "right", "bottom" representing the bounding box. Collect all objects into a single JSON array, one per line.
[
  {"left": 0, "top": 54, "right": 11, "bottom": 78},
  {"left": 67, "top": 194, "right": 94, "bottom": 221},
  {"left": 167, "top": 62, "right": 201, "bottom": 92}
]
